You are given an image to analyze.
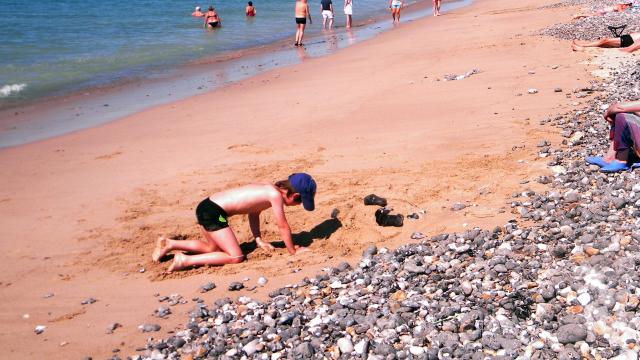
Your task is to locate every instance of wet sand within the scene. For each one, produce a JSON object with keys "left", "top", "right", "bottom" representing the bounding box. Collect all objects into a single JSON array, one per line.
[{"left": 0, "top": 0, "right": 598, "bottom": 357}]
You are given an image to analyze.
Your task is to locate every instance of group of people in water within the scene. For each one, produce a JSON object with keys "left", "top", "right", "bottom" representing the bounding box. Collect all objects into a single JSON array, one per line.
[{"left": 191, "top": 0, "right": 444, "bottom": 46}]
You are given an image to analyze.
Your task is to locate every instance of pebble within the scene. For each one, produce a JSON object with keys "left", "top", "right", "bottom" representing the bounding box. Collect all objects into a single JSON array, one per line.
[
  {"left": 34, "top": 325, "right": 45, "bottom": 334},
  {"left": 257, "top": 276, "right": 268, "bottom": 286},
  {"left": 199, "top": 282, "right": 216, "bottom": 293},
  {"left": 228, "top": 282, "right": 244, "bottom": 291},
  {"left": 139, "top": 324, "right": 161, "bottom": 333},
  {"left": 451, "top": 202, "right": 466, "bottom": 211},
  {"left": 81, "top": 297, "right": 97, "bottom": 305}
]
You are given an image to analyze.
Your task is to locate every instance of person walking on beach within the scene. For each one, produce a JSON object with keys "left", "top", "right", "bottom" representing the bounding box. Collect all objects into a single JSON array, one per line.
[
  {"left": 204, "top": 6, "right": 222, "bottom": 28},
  {"left": 320, "top": 0, "right": 334, "bottom": 30},
  {"left": 586, "top": 100, "right": 640, "bottom": 172},
  {"left": 192, "top": 6, "right": 204, "bottom": 17},
  {"left": 432, "top": 0, "right": 441, "bottom": 16},
  {"left": 246, "top": 1, "right": 256, "bottom": 16},
  {"left": 295, "top": 0, "right": 312, "bottom": 46},
  {"left": 389, "top": 0, "right": 403, "bottom": 24},
  {"left": 344, "top": 0, "right": 353, "bottom": 28},
  {"left": 571, "top": 32, "right": 640, "bottom": 53},
  {"left": 152, "top": 173, "right": 317, "bottom": 272}
]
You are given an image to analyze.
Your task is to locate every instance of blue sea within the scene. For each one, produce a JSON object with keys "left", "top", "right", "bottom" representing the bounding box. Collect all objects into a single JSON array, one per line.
[{"left": 0, "top": 0, "right": 430, "bottom": 108}]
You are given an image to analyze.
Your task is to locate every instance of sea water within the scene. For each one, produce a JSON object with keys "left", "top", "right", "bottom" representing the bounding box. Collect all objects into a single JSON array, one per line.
[{"left": 1, "top": 0, "right": 421, "bottom": 108}]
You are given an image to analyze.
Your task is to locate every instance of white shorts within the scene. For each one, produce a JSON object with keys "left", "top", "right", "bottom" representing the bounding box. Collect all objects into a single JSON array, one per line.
[
  {"left": 322, "top": 10, "right": 334, "bottom": 19},
  {"left": 344, "top": 4, "right": 352, "bottom": 15}
]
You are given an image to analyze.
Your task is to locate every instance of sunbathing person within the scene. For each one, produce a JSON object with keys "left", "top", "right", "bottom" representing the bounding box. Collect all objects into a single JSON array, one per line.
[
  {"left": 573, "top": 2, "right": 632, "bottom": 19},
  {"left": 586, "top": 100, "right": 640, "bottom": 172},
  {"left": 572, "top": 32, "right": 640, "bottom": 53}
]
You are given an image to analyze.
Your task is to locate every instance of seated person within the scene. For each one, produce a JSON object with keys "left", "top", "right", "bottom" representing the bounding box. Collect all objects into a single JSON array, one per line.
[
  {"left": 571, "top": 32, "right": 640, "bottom": 53},
  {"left": 586, "top": 100, "right": 640, "bottom": 172}
]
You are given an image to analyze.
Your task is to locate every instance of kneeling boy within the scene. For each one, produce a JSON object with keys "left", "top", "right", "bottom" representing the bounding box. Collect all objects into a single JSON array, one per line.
[{"left": 152, "top": 173, "right": 316, "bottom": 272}]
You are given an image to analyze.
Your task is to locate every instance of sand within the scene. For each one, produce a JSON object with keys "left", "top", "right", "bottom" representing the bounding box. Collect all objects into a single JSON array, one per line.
[{"left": 0, "top": 0, "right": 607, "bottom": 357}]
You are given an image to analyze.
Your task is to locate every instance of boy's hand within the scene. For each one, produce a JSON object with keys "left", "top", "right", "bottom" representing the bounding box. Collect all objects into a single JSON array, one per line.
[
  {"left": 256, "top": 237, "right": 275, "bottom": 251},
  {"left": 294, "top": 245, "right": 310, "bottom": 254}
]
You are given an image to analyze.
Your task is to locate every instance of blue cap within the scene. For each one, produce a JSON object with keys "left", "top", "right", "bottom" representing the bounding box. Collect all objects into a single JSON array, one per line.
[{"left": 288, "top": 173, "right": 316, "bottom": 211}]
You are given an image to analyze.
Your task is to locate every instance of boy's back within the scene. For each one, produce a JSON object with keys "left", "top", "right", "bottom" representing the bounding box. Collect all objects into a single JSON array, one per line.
[{"left": 210, "top": 184, "right": 282, "bottom": 217}]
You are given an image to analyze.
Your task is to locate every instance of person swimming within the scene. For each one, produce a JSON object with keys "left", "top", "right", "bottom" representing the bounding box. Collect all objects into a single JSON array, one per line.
[
  {"left": 246, "top": 1, "right": 256, "bottom": 16},
  {"left": 192, "top": 6, "right": 204, "bottom": 17},
  {"left": 204, "top": 6, "right": 221, "bottom": 28}
]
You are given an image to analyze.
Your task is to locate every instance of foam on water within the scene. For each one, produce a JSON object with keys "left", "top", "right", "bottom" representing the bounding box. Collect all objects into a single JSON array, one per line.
[{"left": 0, "top": 84, "right": 26, "bottom": 98}]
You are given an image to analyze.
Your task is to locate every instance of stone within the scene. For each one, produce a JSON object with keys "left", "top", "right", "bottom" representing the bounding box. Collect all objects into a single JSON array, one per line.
[{"left": 556, "top": 324, "right": 587, "bottom": 344}]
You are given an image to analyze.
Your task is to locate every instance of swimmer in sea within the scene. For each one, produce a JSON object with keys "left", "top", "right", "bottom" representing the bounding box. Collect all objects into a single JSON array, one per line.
[
  {"left": 571, "top": 32, "right": 640, "bottom": 53},
  {"left": 294, "top": 0, "right": 313, "bottom": 46},
  {"left": 192, "top": 6, "right": 204, "bottom": 17},
  {"left": 246, "top": 1, "right": 256, "bottom": 16},
  {"left": 204, "top": 6, "right": 222, "bottom": 28}
]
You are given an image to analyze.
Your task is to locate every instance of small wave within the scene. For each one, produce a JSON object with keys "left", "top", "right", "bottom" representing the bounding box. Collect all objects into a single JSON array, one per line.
[{"left": 0, "top": 83, "right": 27, "bottom": 98}]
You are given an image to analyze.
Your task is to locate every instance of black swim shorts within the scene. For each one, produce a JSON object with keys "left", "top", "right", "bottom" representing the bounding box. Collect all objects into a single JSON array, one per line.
[
  {"left": 196, "top": 198, "right": 229, "bottom": 232},
  {"left": 621, "top": 34, "right": 634, "bottom": 48},
  {"left": 295, "top": 17, "right": 306, "bottom": 24},
  {"left": 208, "top": 21, "right": 219, "bottom": 27}
]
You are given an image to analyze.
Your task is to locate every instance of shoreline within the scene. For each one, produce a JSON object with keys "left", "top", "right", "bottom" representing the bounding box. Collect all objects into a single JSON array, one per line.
[
  {"left": 0, "top": 0, "right": 624, "bottom": 358},
  {"left": 0, "top": 0, "right": 470, "bottom": 149}
]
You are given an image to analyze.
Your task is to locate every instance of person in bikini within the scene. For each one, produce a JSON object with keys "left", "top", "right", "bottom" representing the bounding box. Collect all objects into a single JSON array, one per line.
[
  {"left": 295, "top": 0, "right": 313, "bottom": 46},
  {"left": 152, "top": 173, "right": 317, "bottom": 272},
  {"left": 389, "top": 0, "right": 403, "bottom": 24},
  {"left": 571, "top": 32, "right": 640, "bottom": 53},
  {"left": 246, "top": 1, "right": 256, "bottom": 16},
  {"left": 586, "top": 100, "right": 640, "bottom": 172},
  {"left": 192, "top": 6, "right": 204, "bottom": 17},
  {"left": 203, "top": 6, "right": 222, "bottom": 28}
]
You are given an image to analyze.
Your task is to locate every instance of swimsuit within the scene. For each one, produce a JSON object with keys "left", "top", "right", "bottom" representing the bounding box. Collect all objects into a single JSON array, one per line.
[
  {"left": 246, "top": 8, "right": 256, "bottom": 16},
  {"left": 391, "top": 0, "right": 402, "bottom": 9},
  {"left": 208, "top": 21, "right": 219, "bottom": 27},
  {"left": 196, "top": 198, "right": 229, "bottom": 232},
  {"left": 296, "top": 17, "right": 307, "bottom": 24},
  {"left": 621, "top": 34, "right": 635, "bottom": 48}
]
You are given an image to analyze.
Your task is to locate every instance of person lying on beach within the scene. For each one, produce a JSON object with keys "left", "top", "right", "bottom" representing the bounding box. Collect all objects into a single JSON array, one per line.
[
  {"left": 388, "top": 0, "right": 403, "bottom": 24},
  {"left": 571, "top": 32, "right": 640, "bottom": 53},
  {"left": 572, "top": 2, "right": 632, "bottom": 19},
  {"left": 246, "top": 1, "right": 256, "bottom": 16},
  {"left": 192, "top": 6, "right": 205, "bottom": 17},
  {"left": 586, "top": 100, "right": 640, "bottom": 172},
  {"left": 152, "top": 173, "right": 317, "bottom": 272},
  {"left": 204, "top": 6, "right": 222, "bottom": 28},
  {"left": 295, "top": 0, "right": 313, "bottom": 46}
]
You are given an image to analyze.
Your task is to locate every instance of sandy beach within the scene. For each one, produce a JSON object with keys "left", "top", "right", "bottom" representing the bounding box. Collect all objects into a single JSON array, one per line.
[{"left": 0, "top": 0, "right": 604, "bottom": 357}]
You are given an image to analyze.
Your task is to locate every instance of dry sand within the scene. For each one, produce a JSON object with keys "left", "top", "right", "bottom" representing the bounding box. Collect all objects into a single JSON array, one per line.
[{"left": 0, "top": 0, "right": 608, "bottom": 357}]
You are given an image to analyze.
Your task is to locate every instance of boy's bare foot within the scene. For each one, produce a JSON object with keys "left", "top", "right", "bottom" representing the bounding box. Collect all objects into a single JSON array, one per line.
[
  {"left": 168, "top": 252, "right": 187, "bottom": 273},
  {"left": 256, "top": 238, "right": 275, "bottom": 251},
  {"left": 152, "top": 236, "right": 170, "bottom": 262}
]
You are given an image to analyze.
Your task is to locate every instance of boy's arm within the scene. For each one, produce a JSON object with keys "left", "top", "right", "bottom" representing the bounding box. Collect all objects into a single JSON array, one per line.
[
  {"left": 269, "top": 194, "right": 297, "bottom": 255},
  {"left": 248, "top": 212, "right": 261, "bottom": 239},
  {"left": 307, "top": 4, "right": 312, "bottom": 22}
]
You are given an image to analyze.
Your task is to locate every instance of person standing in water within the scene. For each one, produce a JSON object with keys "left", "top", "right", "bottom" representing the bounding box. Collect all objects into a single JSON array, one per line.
[
  {"left": 294, "top": 0, "right": 312, "bottom": 46},
  {"left": 320, "top": 0, "right": 334, "bottom": 30},
  {"left": 204, "top": 6, "right": 222, "bottom": 28},
  {"left": 389, "top": 0, "right": 403, "bottom": 24},
  {"left": 344, "top": 0, "right": 353, "bottom": 28},
  {"left": 432, "top": 0, "right": 441, "bottom": 16},
  {"left": 246, "top": 1, "right": 256, "bottom": 16}
]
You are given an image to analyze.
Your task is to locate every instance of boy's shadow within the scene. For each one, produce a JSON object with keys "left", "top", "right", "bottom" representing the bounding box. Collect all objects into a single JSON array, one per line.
[{"left": 240, "top": 218, "right": 342, "bottom": 254}]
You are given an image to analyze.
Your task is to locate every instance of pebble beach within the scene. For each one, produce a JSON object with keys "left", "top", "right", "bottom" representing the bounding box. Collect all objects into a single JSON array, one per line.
[{"left": 2, "top": 0, "right": 640, "bottom": 359}]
